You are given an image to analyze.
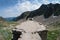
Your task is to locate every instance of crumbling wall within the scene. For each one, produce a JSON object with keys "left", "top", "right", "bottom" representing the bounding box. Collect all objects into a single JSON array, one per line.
[
  {"left": 12, "top": 30, "right": 48, "bottom": 40},
  {"left": 12, "top": 30, "right": 22, "bottom": 40},
  {"left": 12, "top": 20, "right": 48, "bottom": 40}
]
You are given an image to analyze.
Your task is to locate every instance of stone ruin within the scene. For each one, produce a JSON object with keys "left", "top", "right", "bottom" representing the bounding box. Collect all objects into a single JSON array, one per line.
[{"left": 12, "top": 20, "right": 48, "bottom": 40}]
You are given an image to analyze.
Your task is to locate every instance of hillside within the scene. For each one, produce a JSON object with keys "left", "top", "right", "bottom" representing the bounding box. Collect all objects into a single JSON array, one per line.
[
  {"left": 0, "top": 17, "right": 18, "bottom": 40},
  {"left": 13, "top": 3, "right": 60, "bottom": 25},
  {"left": 4, "top": 17, "right": 16, "bottom": 21},
  {"left": 0, "top": 17, "right": 5, "bottom": 21}
]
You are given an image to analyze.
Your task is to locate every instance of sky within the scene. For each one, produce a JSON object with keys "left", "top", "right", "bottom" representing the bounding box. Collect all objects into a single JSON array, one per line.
[{"left": 0, "top": 0, "right": 60, "bottom": 18}]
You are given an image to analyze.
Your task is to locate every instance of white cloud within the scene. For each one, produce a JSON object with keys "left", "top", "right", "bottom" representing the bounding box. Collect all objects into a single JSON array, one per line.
[
  {"left": 1, "top": 0, "right": 41, "bottom": 17},
  {"left": 1, "top": 0, "right": 60, "bottom": 18},
  {"left": 16, "top": 1, "right": 41, "bottom": 11},
  {"left": 52, "top": 0, "right": 60, "bottom": 4},
  {"left": 42, "top": 0, "right": 50, "bottom": 4}
]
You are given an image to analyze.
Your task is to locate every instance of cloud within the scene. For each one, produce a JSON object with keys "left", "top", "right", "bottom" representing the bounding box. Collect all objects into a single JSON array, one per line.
[
  {"left": 42, "top": 0, "right": 50, "bottom": 4},
  {"left": 52, "top": 0, "right": 60, "bottom": 4},
  {"left": 16, "top": 0, "right": 41, "bottom": 11},
  {"left": 1, "top": 0, "right": 41, "bottom": 17},
  {"left": 1, "top": 0, "right": 60, "bottom": 17}
]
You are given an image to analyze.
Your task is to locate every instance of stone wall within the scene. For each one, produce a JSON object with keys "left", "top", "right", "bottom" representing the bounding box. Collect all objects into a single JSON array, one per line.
[
  {"left": 12, "top": 30, "right": 48, "bottom": 40},
  {"left": 12, "top": 30, "right": 22, "bottom": 40}
]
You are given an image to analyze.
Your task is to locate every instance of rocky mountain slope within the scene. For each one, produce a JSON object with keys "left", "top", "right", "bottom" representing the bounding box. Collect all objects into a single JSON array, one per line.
[{"left": 14, "top": 3, "right": 60, "bottom": 25}]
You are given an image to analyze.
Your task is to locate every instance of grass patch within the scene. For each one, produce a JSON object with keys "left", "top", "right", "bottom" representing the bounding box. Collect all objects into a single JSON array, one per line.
[
  {"left": 0, "top": 21, "right": 18, "bottom": 40},
  {"left": 0, "top": 29, "right": 12, "bottom": 40},
  {"left": 47, "top": 29, "right": 60, "bottom": 40}
]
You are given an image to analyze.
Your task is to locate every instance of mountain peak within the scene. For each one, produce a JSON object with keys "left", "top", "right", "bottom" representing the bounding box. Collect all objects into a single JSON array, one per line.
[{"left": 14, "top": 3, "right": 60, "bottom": 22}]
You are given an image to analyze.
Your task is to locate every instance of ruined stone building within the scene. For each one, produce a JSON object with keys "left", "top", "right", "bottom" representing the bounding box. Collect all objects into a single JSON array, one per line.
[{"left": 12, "top": 20, "right": 48, "bottom": 40}]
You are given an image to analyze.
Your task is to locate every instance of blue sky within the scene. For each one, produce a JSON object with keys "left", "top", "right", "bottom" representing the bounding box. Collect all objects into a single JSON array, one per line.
[{"left": 0, "top": 0, "right": 60, "bottom": 18}]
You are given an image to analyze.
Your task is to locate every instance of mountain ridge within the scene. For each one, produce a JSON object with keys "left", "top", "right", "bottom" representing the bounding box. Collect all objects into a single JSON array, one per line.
[
  {"left": 13, "top": 3, "right": 60, "bottom": 25},
  {"left": 14, "top": 3, "right": 60, "bottom": 21}
]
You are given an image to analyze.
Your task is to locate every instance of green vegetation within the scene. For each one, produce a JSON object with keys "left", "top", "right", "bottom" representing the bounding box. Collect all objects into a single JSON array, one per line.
[
  {"left": 47, "top": 21, "right": 60, "bottom": 40},
  {"left": 0, "top": 29, "right": 12, "bottom": 40},
  {"left": 0, "top": 21, "right": 18, "bottom": 27},
  {"left": 47, "top": 29, "right": 60, "bottom": 40},
  {"left": 0, "top": 21, "right": 18, "bottom": 40}
]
